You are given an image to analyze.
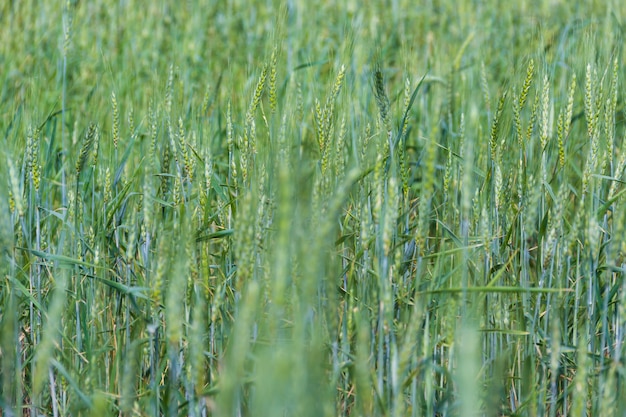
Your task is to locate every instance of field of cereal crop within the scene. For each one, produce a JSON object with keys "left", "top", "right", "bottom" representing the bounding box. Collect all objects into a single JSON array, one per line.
[{"left": 2, "top": 1, "right": 626, "bottom": 416}]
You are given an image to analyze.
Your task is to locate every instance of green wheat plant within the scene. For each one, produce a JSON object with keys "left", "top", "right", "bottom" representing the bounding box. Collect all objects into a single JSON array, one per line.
[{"left": 1, "top": 1, "right": 626, "bottom": 416}]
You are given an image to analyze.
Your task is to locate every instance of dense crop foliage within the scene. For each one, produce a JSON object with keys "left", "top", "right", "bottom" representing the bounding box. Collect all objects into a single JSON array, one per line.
[{"left": 2, "top": 1, "right": 626, "bottom": 416}]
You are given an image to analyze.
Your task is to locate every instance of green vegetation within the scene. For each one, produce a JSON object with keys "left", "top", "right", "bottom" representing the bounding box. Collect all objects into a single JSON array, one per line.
[{"left": 2, "top": 1, "right": 626, "bottom": 416}]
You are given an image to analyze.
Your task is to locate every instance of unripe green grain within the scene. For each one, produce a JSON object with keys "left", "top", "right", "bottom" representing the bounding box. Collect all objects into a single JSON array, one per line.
[
  {"left": 250, "top": 64, "right": 267, "bottom": 118},
  {"left": 112, "top": 92, "right": 120, "bottom": 150},
  {"left": 165, "top": 64, "right": 174, "bottom": 116},
  {"left": 519, "top": 59, "right": 534, "bottom": 110},
  {"left": 402, "top": 77, "right": 411, "bottom": 138},
  {"left": 373, "top": 153, "right": 384, "bottom": 223},
  {"left": 540, "top": 74, "right": 550, "bottom": 152},
  {"left": 104, "top": 167, "right": 112, "bottom": 205},
  {"left": 161, "top": 139, "right": 171, "bottom": 198},
  {"left": 203, "top": 150, "right": 213, "bottom": 204},
  {"left": 172, "top": 175, "right": 181, "bottom": 206},
  {"left": 128, "top": 106, "right": 135, "bottom": 139},
  {"left": 178, "top": 117, "right": 192, "bottom": 182},
  {"left": 76, "top": 122, "right": 97, "bottom": 177},
  {"left": 167, "top": 120, "right": 181, "bottom": 178},
  {"left": 494, "top": 163, "right": 503, "bottom": 211},
  {"left": 151, "top": 232, "right": 169, "bottom": 306},
  {"left": 399, "top": 78, "right": 411, "bottom": 200},
  {"left": 513, "top": 95, "right": 523, "bottom": 149},
  {"left": 334, "top": 116, "right": 346, "bottom": 181},
  {"left": 417, "top": 124, "right": 438, "bottom": 251},
  {"left": 7, "top": 156, "right": 23, "bottom": 217},
  {"left": 481, "top": 61, "right": 491, "bottom": 114},
  {"left": 142, "top": 167, "right": 153, "bottom": 238},
  {"left": 526, "top": 91, "right": 540, "bottom": 144},
  {"left": 189, "top": 131, "right": 197, "bottom": 179},
  {"left": 361, "top": 123, "right": 372, "bottom": 164},
  {"left": 126, "top": 211, "right": 139, "bottom": 263},
  {"left": 602, "top": 97, "right": 613, "bottom": 174},
  {"left": 240, "top": 132, "right": 249, "bottom": 187},
  {"left": 443, "top": 145, "right": 453, "bottom": 205},
  {"left": 226, "top": 103, "right": 237, "bottom": 190},
  {"left": 556, "top": 109, "right": 565, "bottom": 169},
  {"left": 27, "top": 127, "right": 41, "bottom": 192},
  {"left": 373, "top": 67, "right": 391, "bottom": 135},
  {"left": 489, "top": 92, "right": 506, "bottom": 163},
  {"left": 458, "top": 112, "right": 466, "bottom": 182},
  {"left": 269, "top": 47, "right": 278, "bottom": 113},
  {"left": 149, "top": 100, "right": 158, "bottom": 167},
  {"left": 584, "top": 64, "right": 596, "bottom": 141},
  {"left": 472, "top": 188, "right": 481, "bottom": 234},
  {"left": 201, "top": 83, "right": 211, "bottom": 116},
  {"left": 608, "top": 147, "right": 626, "bottom": 201},
  {"left": 604, "top": 59, "right": 619, "bottom": 174},
  {"left": 315, "top": 98, "right": 325, "bottom": 153}
]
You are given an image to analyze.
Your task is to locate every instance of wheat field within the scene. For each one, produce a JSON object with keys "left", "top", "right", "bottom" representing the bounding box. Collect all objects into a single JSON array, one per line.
[{"left": 1, "top": 1, "right": 626, "bottom": 416}]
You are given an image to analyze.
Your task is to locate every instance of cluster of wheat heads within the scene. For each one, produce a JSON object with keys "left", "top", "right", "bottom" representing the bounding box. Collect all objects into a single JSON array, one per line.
[{"left": 2, "top": 1, "right": 626, "bottom": 416}]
